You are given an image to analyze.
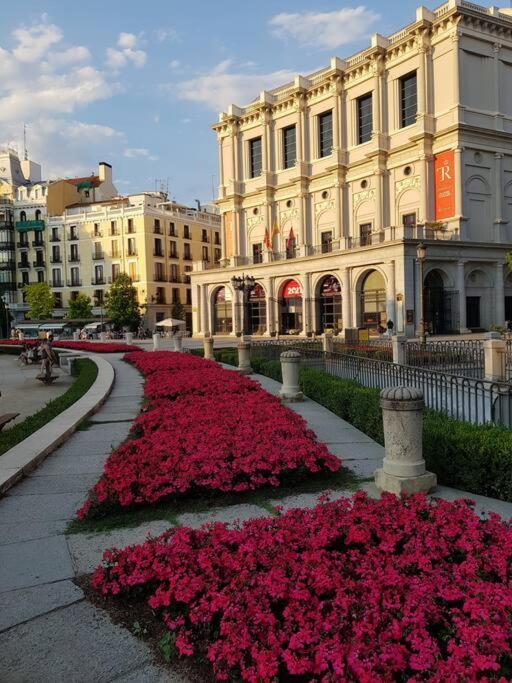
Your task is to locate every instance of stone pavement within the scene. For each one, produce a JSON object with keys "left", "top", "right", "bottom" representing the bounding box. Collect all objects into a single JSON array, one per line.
[{"left": 2, "top": 354, "right": 512, "bottom": 682}]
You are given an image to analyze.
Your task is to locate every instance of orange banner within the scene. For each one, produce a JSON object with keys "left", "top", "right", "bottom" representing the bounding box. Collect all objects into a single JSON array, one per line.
[{"left": 434, "top": 150, "right": 455, "bottom": 220}]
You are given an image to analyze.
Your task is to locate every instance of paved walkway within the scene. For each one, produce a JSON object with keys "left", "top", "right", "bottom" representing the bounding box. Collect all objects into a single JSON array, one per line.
[{"left": 1, "top": 356, "right": 512, "bottom": 682}]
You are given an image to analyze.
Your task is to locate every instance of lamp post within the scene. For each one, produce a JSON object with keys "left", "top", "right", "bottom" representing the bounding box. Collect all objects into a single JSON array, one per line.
[
  {"left": 231, "top": 274, "right": 256, "bottom": 337},
  {"left": 416, "top": 242, "right": 427, "bottom": 345}
]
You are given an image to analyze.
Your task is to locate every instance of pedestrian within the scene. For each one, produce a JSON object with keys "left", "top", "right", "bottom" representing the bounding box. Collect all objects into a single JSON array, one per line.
[{"left": 386, "top": 319, "right": 394, "bottom": 337}]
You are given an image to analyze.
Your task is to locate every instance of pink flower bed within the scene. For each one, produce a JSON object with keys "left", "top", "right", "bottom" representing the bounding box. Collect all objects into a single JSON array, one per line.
[
  {"left": 0, "top": 339, "right": 142, "bottom": 353},
  {"left": 92, "top": 492, "right": 512, "bottom": 681},
  {"left": 78, "top": 352, "right": 339, "bottom": 518}
]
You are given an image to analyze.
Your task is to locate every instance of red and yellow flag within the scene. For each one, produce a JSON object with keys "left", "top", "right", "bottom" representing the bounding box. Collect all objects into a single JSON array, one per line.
[
  {"left": 264, "top": 227, "right": 271, "bottom": 250},
  {"left": 271, "top": 218, "right": 279, "bottom": 241}
]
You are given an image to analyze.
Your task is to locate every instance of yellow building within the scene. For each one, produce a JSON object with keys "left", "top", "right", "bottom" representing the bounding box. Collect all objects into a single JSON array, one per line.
[{"left": 45, "top": 192, "right": 221, "bottom": 330}]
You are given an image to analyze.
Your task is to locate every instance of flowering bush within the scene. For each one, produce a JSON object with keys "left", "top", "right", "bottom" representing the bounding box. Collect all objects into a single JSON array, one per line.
[
  {"left": 92, "top": 492, "right": 512, "bottom": 681},
  {"left": 77, "top": 352, "right": 339, "bottom": 518},
  {"left": 0, "top": 339, "right": 142, "bottom": 353}
]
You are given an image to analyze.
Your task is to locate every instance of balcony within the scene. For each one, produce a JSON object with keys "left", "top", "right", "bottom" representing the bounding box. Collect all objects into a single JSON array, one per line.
[
  {"left": 169, "top": 252, "right": 178, "bottom": 259},
  {"left": 52, "top": 280, "right": 63, "bottom": 288},
  {"left": 92, "top": 251, "right": 104, "bottom": 260},
  {"left": 68, "top": 232, "right": 79, "bottom": 241},
  {"left": 93, "top": 231, "right": 103, "bottom": 238},
  {"left": 0, "top": 241, "right": 15, "bottom": 250},
  {"left": 183, "top": 274, "right": 191, "bottom": 284},
  {"left": 32, "top": 240, "right": 45, "bottom": 248},
  {"left": 214, "top": 236, "right": 221, "bottom": 245},
  {"left": 168, "top": 274, "right": 181, "bottom": 283},
  {"left": 16, "top": 241, "right": 29, "bottom": 249},
  {"left": 127, "top": 249, "right": 137, "bottom": 256},
  {"left": 33, "top": 260, "right": 46, "bottom": 268},
  {"left": 154, "top": 226, "right": 162, "bottom": 234},
  {"left": 49, "top": 235, "right": 61, "bottom": 242},
  {"left": 202, "top": 236, "right": 209, "bottom": 243},
  {"left": 17, "top": 261, "right": 30, "bottom": 269},
  {"left": 67, "top": 280, "right": 82, "bottom": 287},
  {"left": 153, "top": 250, "right": 164, "bottom": 257},
  {"left": 0, "top": 260, "right": 15, "bottom": 270},
  {"left": 50, "top": 255, "right": 62, "bottom": 263},
  {"left": 153, "top": 273, "right": 166, "bottom": 282},
  {"left": 91, "top": 277, "right": 106, "bottom": 285},
  {"left": 156, "top": 296, "right": 166, "bottom": 305},
  {"left": 68, "top": 255, "right": 80, "bottom": 262},
  {"left": 183, "top": 254, "right": 192, "bottom": 261},
  {"left": 15, "top": 219, "right": 45, "bottom": 232}
]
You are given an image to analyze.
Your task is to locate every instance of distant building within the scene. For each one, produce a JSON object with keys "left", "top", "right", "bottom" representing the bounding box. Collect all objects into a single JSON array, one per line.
[{"left": 191, "top": 1, "right": 512, "bottom": 337}]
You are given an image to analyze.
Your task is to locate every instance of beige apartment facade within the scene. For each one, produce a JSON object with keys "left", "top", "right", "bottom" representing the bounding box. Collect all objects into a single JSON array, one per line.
[{"left": 192, "top": 0, "right": 512, "bottom": 338}]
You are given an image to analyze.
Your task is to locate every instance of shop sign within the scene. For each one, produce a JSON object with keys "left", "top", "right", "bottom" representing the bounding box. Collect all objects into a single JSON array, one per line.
[
  {"left": 434, "top": 150, "right": 455, "bottom": 220},
  {"left": 283, "top": 280, "right": 303, "bottom": 298}
]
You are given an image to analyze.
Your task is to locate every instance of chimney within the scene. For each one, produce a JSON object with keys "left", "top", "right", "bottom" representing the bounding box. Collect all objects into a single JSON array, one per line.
[{"left": 98, "top": 162, "right": 112, "bottom": 184}]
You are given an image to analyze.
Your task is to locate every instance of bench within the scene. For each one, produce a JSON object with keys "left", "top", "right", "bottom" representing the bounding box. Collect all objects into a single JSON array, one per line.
[{"left": 0, "top": 413, "right": 19, "bottom": 431}]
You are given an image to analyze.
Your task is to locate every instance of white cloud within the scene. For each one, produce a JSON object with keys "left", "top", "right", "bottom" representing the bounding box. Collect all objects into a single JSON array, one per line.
[
  {"left": 44, "top": 46, "right": 91, "bottom": 69},
  {"left": 155, "top": 28, "right": 179, "bottom": 43},
  {"left": 12, "top": 22, "right": 62, "bottom": 63},
  {"left": 169, "top": 59, "right": 180, "bottom": 70},
  {"left": 124, "top": 147, "right": 158, "bottom": 161},
  {"left": 174, "top": 60, "right": 297, "bottom": 111},
  {"left": 269, "top": 6, "right": 380, "bottom": 50},
  {"left": 106, "top": 33, "right": 146, "bottom": 69}
]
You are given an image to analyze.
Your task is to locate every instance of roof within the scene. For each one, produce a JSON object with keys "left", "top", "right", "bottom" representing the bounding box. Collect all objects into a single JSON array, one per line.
[
  {"left": 65, "top": 175, "right": 101, "bottom": 189},
  {"left": 64, "top": 196, "right": 128, "bottom": 209}
]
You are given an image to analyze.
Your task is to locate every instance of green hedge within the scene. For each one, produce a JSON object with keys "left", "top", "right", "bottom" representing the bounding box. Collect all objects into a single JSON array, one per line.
[
  {"left": 191, "top": 347, "right": 239, "bottom": 366},
  {"left": 298, "top": 367, "right": 512, "bottom": 502},
  {"left": 0, "top": 358, "right": 98, "bottom": 456}
]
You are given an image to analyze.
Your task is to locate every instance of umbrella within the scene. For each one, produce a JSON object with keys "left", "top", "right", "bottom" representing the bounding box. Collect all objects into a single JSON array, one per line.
[{"left": 155, "top": 318, "right": 186, "bottom": 327}]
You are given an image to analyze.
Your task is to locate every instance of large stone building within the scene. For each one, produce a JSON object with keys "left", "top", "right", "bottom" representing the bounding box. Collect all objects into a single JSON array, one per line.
[{"left": 191, "top": 0, "right": 512, "bottom": 338}]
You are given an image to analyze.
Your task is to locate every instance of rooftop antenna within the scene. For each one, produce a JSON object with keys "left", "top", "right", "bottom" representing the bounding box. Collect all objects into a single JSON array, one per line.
[{"left": 23, "top": 124, "right": 28, "bottom": 161}]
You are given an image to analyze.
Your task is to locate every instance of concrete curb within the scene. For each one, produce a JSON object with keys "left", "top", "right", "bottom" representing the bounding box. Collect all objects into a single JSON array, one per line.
[{"left": 0, "top": 354, "right": 115, "bottom": 495}]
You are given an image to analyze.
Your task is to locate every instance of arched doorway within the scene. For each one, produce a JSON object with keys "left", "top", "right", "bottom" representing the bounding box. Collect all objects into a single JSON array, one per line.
[
  {"left": 249, "top": 283, "right": 266, "bottom": 334},
  {"left": 279, "top": 279, "right": 303, "bottom": 334},
  {"left": 317, "top": 275, "right": 342, "bottom": 333},
  {"left": 360, "top": 270, "right": 386, "bottom": 331},
  {"left": 424, "top": 269, "right": 446, "bottom": 334},
  {"left": 213, "top": 286, "right": 233, "bottom": 334}
]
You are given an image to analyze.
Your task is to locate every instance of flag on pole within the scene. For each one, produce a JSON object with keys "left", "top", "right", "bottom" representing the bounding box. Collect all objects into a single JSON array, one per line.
[
  {"left": 264, "top": 226, "right": 271, "bottom": 250},
  {"left": 271, "top": 219, "right": 279, "bottom": 246},
  {"left": 286, "top": 226, "right": 295, "bottom": 250}
]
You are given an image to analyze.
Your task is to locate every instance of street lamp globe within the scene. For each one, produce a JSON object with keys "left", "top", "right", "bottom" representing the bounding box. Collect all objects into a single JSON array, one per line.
[{"left": 416, "top": 242, "right": 427, "bottom": 261}]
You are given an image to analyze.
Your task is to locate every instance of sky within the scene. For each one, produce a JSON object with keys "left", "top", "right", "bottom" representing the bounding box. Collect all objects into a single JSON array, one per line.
[{"left": 0, "top": 0, "right": 505, "bottom": 206}]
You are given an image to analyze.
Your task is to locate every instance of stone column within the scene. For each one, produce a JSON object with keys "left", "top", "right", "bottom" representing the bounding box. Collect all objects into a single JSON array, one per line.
[
  {"left": 279, "top": 350, "right": 303, "bottom": 402},
  {"left": 454, "top": 147, "right": 464, "bottom": 221},
  {"left": 237, "top": 339, "right": 252, "bottom": 374},
  {"left": 457, "top": 260, "right": 469, "bottom": 333},
  {"left": 204, "top": 336, "right": 214, "bottom": 360},
  {"left": 201, "top": 285, "right": 210, "bottom": 336},
  {"left": 322, "top": 332, "right": 334, "bottom": 354},
  {"left": 333, "top": 181, "right": 342, "bottom": 243},
  {"left": 375, "top": 386, "right": 437, "bottom": 495},
  {"left": 495, "top": 261, "right": 505, "bottom": 328},
  {"left": 385, "top": 260, "right": 396, "bottom": 326},
  {"left": 392, "top": 335, "right": 407, "bottom": 365},
  {"left": 374, "top": 169, "right": 384, "bottom": 231},
  {"left": 372, "top": 57, "right": 382, "bottom": 136},
  {"left": 341, "top": 268, "right": 352, "bottom": 331},
  {"left": 152, "top": 333, "right": 160, "bottom": 350},
  {"left": 494, "top": 153, "right": 505, "bottom": 242},
  {"left": 125, "top": 332, "right": 133, "bottom": 345},
  {"left": 303, "top": 273, "right": 312, "bottom": 337},
  {"left": 484, "top": 331, "right": 506, "bottom": 382}
]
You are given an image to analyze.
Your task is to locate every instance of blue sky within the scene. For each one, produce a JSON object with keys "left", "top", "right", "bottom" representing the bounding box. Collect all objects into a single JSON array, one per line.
[{"left": 0, "top": 0, "right": 503, "bottom": 205}]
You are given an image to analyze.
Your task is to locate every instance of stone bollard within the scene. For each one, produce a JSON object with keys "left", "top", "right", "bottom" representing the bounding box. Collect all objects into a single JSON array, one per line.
[
  {"left": 483, "top": 331, "right": 506, "bottom": 382},
  {"left": 279, "top": 350, "right": 303, "bottom": 402},
  {"left": 73, "top": 331, "right": 80, "bottom": 341},
  {"left": 392, "top": 335, "right": 407, "bottom": 365},
  {"left": 203, "top": 336, "right": 214, "bottom": 360},
  {"left": 237, "top": 340, "right": 252, "bottom": 375},
  {"left": 125, "top": 332, "right": 133, "bottom": 345},
  {"left": 152, "top": 333, "right": 160, "bottom": 351},
  {"left": 173, "top": 334, "right": 183, "bottom": 352},
  {"left": 322, "top": 332, "right": 334, "bottom": 354},
  {"left": 374, "top": 386, "right": 437, "bottom": 495},
  {"left": 99, "top": 332, "right": 107, "bottom": 343}
]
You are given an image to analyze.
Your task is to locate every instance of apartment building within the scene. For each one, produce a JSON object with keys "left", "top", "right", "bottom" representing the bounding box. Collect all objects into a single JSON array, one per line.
[{"left": 192, "top": 0, "right": 512, "bottom": 338}]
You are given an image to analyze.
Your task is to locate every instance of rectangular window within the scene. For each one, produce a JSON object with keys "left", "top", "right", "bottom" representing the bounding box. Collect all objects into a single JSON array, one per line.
[
  {"left": 318, "top": 111, "right": 333, "bottom": 158},
  {"left": 214, "top": 248, "right": 221, "bottom": 263},
  {"left": 400, "top": 72, "right": 417, "bottom": 128},
  {"left": 321, "top": 231, "right": 333, "bottom": 253},
  {"left": 110, "top": 220, "right": 117, "bottom": 236},
  {"left": 127, "top": 238, "right": 136, "bottom": 256},
  {"left": 112, "top": 263, "right": 120, "bottom": 280},
  {"left": 170, "top": 240, "right": 177, "bottom": 258},
  {"left": 70, "top": 244, "right": 79, "bottom": 261},
  {"left": 155, "top": 262, "right": 164, "bottom": 281},
  {"left": 37, "top": 270, "right": 44, "bottom": 283},
  {"left": 69, "top": 226, "right": 78, "bottom": 240},
  {"left": 127, "top": 218, "right": 134, "bottom": 233},
  {"left": 70, "top": 266, "right": 80, "bottom": 286},
  {"left": 249, "top": 137, "right": 262, "bottom": 178},
  {"left": 252, "top": 243, "right": 263, "bottom": 264},
  {"left": 154, "top": 238, "right": 162, "bottom": 256},
  {"left": 111, "top": 240, "right": 119, "bottom": 258},
  {"left": 52, "top": 245, "right": 60, "bottom": 262},
  {"left": 93, "top": 242, "right": 103, "bottom": 259},
  {"left": 22, "top": 271, "right": 29, "bottom": 285},
  {"left": 202, "top": 246, "right": 209, "bottom": 261},
  {"left": 186, "top": 288, "right": 192, "bottom": 305},
  {"left": 95, "top": 265, "right": 104, "bottom": 284},
  {"left": 94, "top": 290, "right": 103, "bottom": 306},
  {"left": 93, "top": 223, "right": 101, "bottom": 237},
  {"left": 202, "top": 229, "right": 208, "bottom": 242},
  {"left": 156, "top": 287, "right": 166, "bottom": 305},
  {"left": 184, "top": 244, "right": 191, "bottom": 260},
  {"left": 52, "top": 268, "right": 61, "bottom": 286},
  {"left": 54, "top": 292, "right": 63, "bottom": 307},
  {"left": 357, "top": 94, "right": 373, "bottom": 144},
  {"left": 172, "top": 288, "right": 180, "bottom": 304},
  {"left": 402, "top": 212, "right": 416, "bottom": 228},
  {"left": 183, "top": 225, "right": 191, "bottom": 239},
  {"left": 170, "top": 264, "right": 178, "bottom": 282},
  {"left": 128, "top": 262, "right": 137, "bottom": 282},
  {"left": 154, "top": 219, "right": 161, "bottom": 234},
  {"left": 359, "top": 222, "right": 372, "bottom": 246},
  {"left": 283, "top": 125, "right": 296, "bottom": 169},
  {"left": 51, "top": 227, "right": 59, "bottom": 241},
  {"left": 169, "top": 222, "right": 176, "bottom": 236},
  {"left": 214, "top": 231, "right": 220, "bottom": 245}
]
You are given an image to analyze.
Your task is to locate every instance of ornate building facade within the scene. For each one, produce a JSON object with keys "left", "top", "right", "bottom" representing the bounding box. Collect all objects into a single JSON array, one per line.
[{"left": 191, "top": 0, "right": 512, "bottom": 337}]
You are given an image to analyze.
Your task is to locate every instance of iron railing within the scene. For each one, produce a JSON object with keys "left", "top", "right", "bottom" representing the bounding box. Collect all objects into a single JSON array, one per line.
[
  {"left": 405, "top": 340, "right": 484, "bottom": 379},
  {"left": 250, "top": 342, "right": 512, "bottom": 427}
]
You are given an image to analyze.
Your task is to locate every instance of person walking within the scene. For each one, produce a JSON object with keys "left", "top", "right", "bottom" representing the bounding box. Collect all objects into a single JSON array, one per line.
[{"left": 386, "top": 319, "right": 394, "bottom": 337}]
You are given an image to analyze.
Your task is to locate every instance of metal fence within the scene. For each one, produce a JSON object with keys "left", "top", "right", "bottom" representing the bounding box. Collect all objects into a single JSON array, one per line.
[
  {"left": 405, "top": 340, "right": 484, "bottom": 379},
  {"left": 250, "top": 341, "right": 512, "bottom": 427}
]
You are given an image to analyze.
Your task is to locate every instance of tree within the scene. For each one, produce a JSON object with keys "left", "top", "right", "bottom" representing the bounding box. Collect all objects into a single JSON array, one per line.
[
  {"left": 171, "top": 301, "right": 186, "bottom": 322},
  {"left": 105, "top": 273, "right": 141, "bottom": 331},
  {"left": 67, "top": 293, "right": 93, "bottom": 320},
  {"left": 23, "top": 283, "right": 55, "bottom": 320}
]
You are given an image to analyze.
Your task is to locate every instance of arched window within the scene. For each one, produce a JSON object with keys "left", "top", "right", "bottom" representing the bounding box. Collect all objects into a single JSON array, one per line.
[
  {"left": 279, "top": 279, "right": 303, "bottom": 335},
  {"left": 213, "top": 287, "right": 233, "bottom": 334},
  {"left": 249, "top": 283, "right": 266, "bottom": 334},
  {"left": 35, "top": 209, "right": 41, "bottom": 220},
  {"left": 360, "top": 270, "right": 386, "bottom": 331},
  {"left": 20, "top": 211, "right": 26, "bottom": 222},
  {"left": 317, "top": 275, "right": 342, "bottom": 333}
]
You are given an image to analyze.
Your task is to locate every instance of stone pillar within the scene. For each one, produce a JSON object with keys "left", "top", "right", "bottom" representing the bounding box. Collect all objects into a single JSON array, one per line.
[
  {"left": 375, "top": 387, "right": 437, "bottom": 495},
  {"left": 204, "top": 336, "right": 214, "bottom": 360},
  {"left": 454, "top": 147, "right": 464, "bottom": 221},
  {"left": 495, "top": 262, "right": 505, "bottom": 328},
  {"left": 279, "top": 350, "right": 303, "bottom": 402},
  {"left": 495, "top": 153, "right": 505, "bottom": 242},
  {"left": 73, "top": 331, "right": 80, "bottom": 341},
  {"left": 322, "top": 332, "right": 334, "bottom": 354},
  {"left": 341, "top": 268, "right": 351, "bottom": 330},
  {"left": 457, "top": 260, "right": 469, "bottom": 333},
  {"left": 152, "top": 333, "right": 160, "bottom": 350},
  {"left": 385, "top": 260, "right": 396, "bottom": 325},
  {"left": 201, "top": 285, "right": 210, "bottom": 336},
  {"left": 303, "top": 273, "right": 312, "bottom": 337},
  {"left": 392, "top": 335, "right": 407, "bottom": 365},
  {"left": 173, "top": 334, "right": 183, "bottom": 352},
  {"left": 237, "top": 339, "right": 252, "bottom": 375},
  {"left": 484, "top": 331, "right": 506, "bottom": 382},
  {"left": 125, "top": 332, "right": 133, "bottom": 345}
]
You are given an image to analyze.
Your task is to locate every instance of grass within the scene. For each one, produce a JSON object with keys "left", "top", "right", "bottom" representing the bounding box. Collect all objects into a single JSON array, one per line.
[{"left": 0, "top": 358, "right": 98, "bottom": 456}]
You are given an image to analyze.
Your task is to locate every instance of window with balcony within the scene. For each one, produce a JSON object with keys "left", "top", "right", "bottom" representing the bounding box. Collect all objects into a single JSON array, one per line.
[
  {"left": 69, "top": 226, "right": 78, "bottom": 240},
  {"left": 112, "top": 263, "right": 120, "bottom": 281},
  {"left": 283, "top": 125, "right": 297, "bottom": 169},
  {"left": 252, "top": 243, "right": 263, "bottom": 264},
  {"left": 69, "top": 244, "right": 79, "bottom": 262},
  {"left": 22, "top": 271, "right": 29, "bottom": 285},
  {"left": 93, "top": 222, "right": 101, "bottom": 237},
  {"left": 321, "top": 231, "right": 333, "bottom": 253},
  {"left": 359, "top": 222, "right": 372, "bottom": 246},
  {"left": 154, "top": 218, "right": 161, "bottom": 234},
  {"left": 169, "top": 222, "right": 176, "bottom": 236},
  {"left": 214, "top": 231, "right": 220, "bottom": 245},
  {"left": 51, "top": 227, "right": 60, "bottom": 242},
  {"left": 202, "top": 246, "right": 209, "bottom": 261},
  {"left": 52, "top": 269, "right": 61, "bottom": 287},
  {"left": 94, "top": 265, "right": 104, "bottom": 285},
  {"left": 33, "top": 233, "right": 44, "bottom": 247},
  {"left": 154, "top": 262, "right": 165, "bottom": 282},
  {"left": 214, "top": 248, "right": 221, "bottom": 263},
  {"left": 51, "top": 245, "right": 61, "bottom": 263},
  {"left": 54, "top": 292, "right": 62, "bottom": 308},
  {"left": 127, "top": 237, "right": 136, "bottom": 256},
  {"left": 156, "top": 287, "right": 166, "bottom": 304},
  {"left": 400, "top": 72, "right": 417, "bottom": 128},
  {"left": 94, "top": 289, "right": 104, "bottom": 306},
  {"left": 172, "top": 288, "right": 180, "bottom": 304},
  {"left": 249, "top": 137, "right": 262, "bottom": 178},
  {"left": 70, "top": 266, "right": 80, "bottom": 287},
  {"left": 111, "top": 240, "right": 119, "bottom": 258},
  {"left": 318, "top": 111, "right": 333, "bottom": 158},
  {"left": 128, "top": 262, "right": 137, "bottom": 282},
  {"left": 20, "top": 211, "right": 27, "bottom": 222},
  {"left": 110, "top": 220, "right": 118, "bottom": 236},
  {"left": 202, "top": 229, "right": 208, "bottom": 242},
  {"left": 169, "top": 241, "right": 178, "bottom": 258},
  {"left": 183, "top": 225, "right": 191, "bottom": 239},
  {"left": 19, "top": 233, "right": 29, "bottom": 247},
  {"left": 184, "top": 243, "right": 191, "bottom": 260},
  {"left": 154, "top": 238, "right": 162, "bottom": 257},
  {"left": 37, "top": 270, "right": 44, "bottom": 283},
  {"left": 402, "top": 212, "right": 416, "bottom": 229},
  {"left": 186, "top": 288, "right": 192, "bottom": 305},
  {"left": 93, "top": 242, "right": 103, "bottom": 259},
  {"left": 357, "top": 93, "right": 373, "bottom": 144},
  {"left": 170, "top": 264, "right": 179, "bottom": 282},
  {"left": 127, "top": 218, "right": 134, "bottom": 233}
]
